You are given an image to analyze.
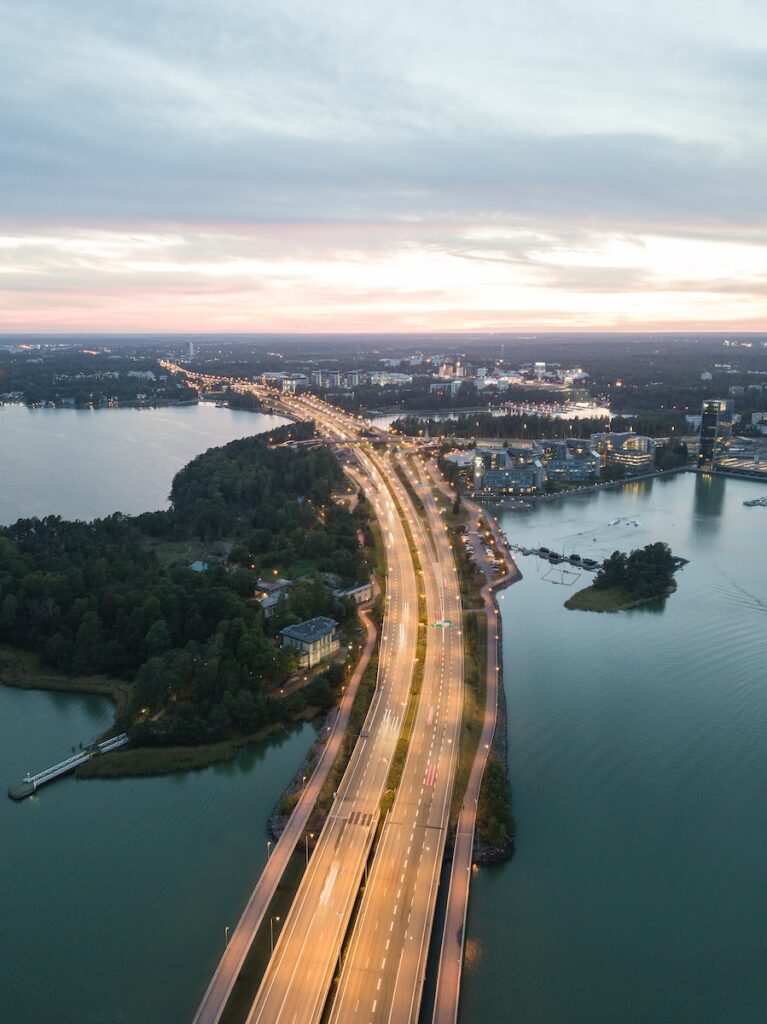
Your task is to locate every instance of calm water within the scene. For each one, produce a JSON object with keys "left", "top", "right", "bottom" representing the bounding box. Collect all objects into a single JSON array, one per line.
[
  {"left": 3, "top": 409, "right": 767, "bottom": 1023},
  {"left": 0, "top": 404, "right": 288, "bottom": 524},
  {"left": 460, "top": 473, "right": 767, "bottom": 1023},
  {"left": 0, "top": 405, "right": 319, "bottom": 1024}
]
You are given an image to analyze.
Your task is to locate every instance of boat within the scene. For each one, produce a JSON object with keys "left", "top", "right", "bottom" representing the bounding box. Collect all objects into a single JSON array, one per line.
[
  {"left": 743, "top": 496, "right": 767, "bottom": 507},
  {"left": 608, "top": 518, "right": 620, "bottom": 526},
  {"left": 569, "top": 553, "right": 582, "bottom": 563},
  {"left": 539, "top": 546, "right": 550, "bottom": 555}
]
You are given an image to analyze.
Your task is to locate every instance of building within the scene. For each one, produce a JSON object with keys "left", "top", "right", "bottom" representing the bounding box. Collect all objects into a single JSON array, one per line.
[
  {"left": 280, "top": 617, "right": 339, "bottom": 668},
  {"left": 698, "top": 399, "right": 734, "bottom": 470},
  {"left": 311, "top": 370, "right": 326, "bottom": 387},
  {"left": 345, "top": 370, "right": 360, "bottom": 387},
  {"left": 282, "top": 375, "right": 309, "bottom": 394},
  {"left": 429, "top": 379, "right": 462, "bottom": 397},
  {"left": 260, "top": 371, "right": 289, "bottom": 386},
  {"left": 590, "top": 432, "right": 656, "bottom": 475},
  {"left": 326, "top": 370, "right": 342, "bottom": 388},
  {"left": 536, "top": 440, "right": 601, "bottom": 481},
  {"left": 255, "top": 577, "right": 292, "bottom": 598},
  {"left": 259, "top": 593, "right": 283, "bottom": 619},
  {"left": 332, "top": 581, "right": 373, "bottom": 604},
  {"left": 369, "top": 372, "right": 413, "bottom": 386},
  {"left": 472, "top": 447, "right": 545, "bottom": 494}
]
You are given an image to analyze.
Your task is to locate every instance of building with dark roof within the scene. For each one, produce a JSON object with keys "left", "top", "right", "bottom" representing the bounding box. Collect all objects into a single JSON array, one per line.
[{"left": 280, "top": 617, "right": 339, "bottom": 668}]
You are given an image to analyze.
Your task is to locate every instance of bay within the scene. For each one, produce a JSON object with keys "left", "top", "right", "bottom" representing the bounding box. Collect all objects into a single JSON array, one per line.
[
  {"left": 460, "top": 472, "right": 767, "bottom": 1023},
  {"left": 0, "top": 404, "right": 289, "bottom": 525},
  {"left": 0, "top": 404, "right": 318, "bottom": 1024}
]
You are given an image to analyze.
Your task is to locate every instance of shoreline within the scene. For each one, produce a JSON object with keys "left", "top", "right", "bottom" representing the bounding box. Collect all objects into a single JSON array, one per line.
[
  {"left": 0, "top": 644, "right": 131, "bottom": 718},
  {"left": 0, "top": 643, "right": 332, "bottom": 780},
  {"left": 565, "top": 580, "right": 676, "bottom": 613}
]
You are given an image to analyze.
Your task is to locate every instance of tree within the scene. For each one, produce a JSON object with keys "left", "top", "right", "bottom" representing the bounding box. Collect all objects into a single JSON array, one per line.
[{"left": 72, "top": 612, "right": 105, "bottom": 674}]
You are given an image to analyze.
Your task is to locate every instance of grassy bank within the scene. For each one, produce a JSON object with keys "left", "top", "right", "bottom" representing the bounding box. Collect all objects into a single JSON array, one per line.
[
  {"left": 450, "top": 610, "right": 487, "bottom": 825},
  {"left": 0, "top": 644, "right": 131, "bottom": 717},
  {"left": 565, "top": 582, "right": 671, "bottom": 613},
  {"left": 379, "top": 458, "right": 427, "bottom": 815}
]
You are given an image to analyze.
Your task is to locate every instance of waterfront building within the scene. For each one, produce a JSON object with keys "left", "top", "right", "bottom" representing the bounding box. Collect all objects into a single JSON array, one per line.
[
  {"left": 590, "top": 432, "right": 656, "bottom": 475},
  {"left": 472, "top": 447, "right": 545, "bottom": 495},
  {"left": 527, "top": 438, "right": 601, "bottom": 481},
  {"left": 280, "top": 617, "right": 340, "bottom": 668},
  {"left": 698, "top": 399, "right": 734, "bottom": 469}
]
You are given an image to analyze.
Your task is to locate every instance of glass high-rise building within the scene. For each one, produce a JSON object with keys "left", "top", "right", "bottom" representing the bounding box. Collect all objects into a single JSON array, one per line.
[{"left": 698, "top": 399, "right": 734, "bottom": 469}]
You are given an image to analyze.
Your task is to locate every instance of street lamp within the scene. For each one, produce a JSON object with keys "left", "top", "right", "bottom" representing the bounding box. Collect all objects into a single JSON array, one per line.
[
  {"left": 305, "top": 832, "right": 314, "bottom": 867},
  {"left": 270, "top": 915, "right": 281, "bottom": 955},
  {"left": 224, "top": 925, "right": 230, "bottom": 947},
  {"left": 267, "top": 840, "right": 272, "bottom": 860}
]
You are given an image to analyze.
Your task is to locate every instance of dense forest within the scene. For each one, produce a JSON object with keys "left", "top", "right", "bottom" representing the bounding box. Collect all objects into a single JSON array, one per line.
[
  {"left": 0, "top": 424, "right": 370, "bottom": 746},
  {"left": 391, "top": 409, "right": 690, "bottom": 441},
  {"left": 0, "top": 350, "right": 195, "bottom": 407}
]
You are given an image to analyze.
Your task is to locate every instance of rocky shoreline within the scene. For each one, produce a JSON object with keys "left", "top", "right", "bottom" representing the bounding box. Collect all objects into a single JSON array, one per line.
[{"left": 267, "top": 708, "right": 337, "bottom": 842}]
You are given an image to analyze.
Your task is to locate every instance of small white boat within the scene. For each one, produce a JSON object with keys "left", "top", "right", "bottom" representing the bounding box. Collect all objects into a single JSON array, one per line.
[{"left": 608, "top": 518, "right": 620, "bottom": 526}]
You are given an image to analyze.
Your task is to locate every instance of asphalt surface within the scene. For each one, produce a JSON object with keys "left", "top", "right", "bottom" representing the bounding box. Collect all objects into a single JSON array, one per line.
[
  {"left": 430, "top": 468, "right": 520, "bottom": 1024},
  {"left": 326, "top": 450, "right": 464, "bottom": 1024},
  {"left": 243, "top": 409, "right": 421, "bottom": 1024},
  {"left": 167, "top": 367, "right": 497, "bottom": 1024}
]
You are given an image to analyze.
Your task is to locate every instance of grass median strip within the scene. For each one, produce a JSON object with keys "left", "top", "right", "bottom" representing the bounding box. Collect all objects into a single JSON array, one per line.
[{"left": 379, "top": 453, "right": 428, "bottom": 816}]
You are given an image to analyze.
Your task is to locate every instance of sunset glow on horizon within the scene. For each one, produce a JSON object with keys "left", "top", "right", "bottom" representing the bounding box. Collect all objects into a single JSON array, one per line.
[{"left": 2, "top": 1, "right": 766, "bottom": 334}]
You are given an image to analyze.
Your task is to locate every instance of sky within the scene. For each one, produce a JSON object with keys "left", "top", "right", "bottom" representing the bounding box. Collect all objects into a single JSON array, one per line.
[{"left": 2, "top": 0, "right": 766, "bottom": 334}]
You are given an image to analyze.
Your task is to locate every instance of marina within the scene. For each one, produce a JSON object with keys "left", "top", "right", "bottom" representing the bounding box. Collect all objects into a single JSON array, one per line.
[
  {"left": 512, "top": 545, "right": 601, "bottom": 571},
  {"left": 743, "top": 495, "right": 767, "bottom": 507}
]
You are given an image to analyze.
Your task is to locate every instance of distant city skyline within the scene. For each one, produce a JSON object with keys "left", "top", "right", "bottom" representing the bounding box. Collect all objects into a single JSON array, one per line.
[{"left": 2, "top": 1, "right": 766, "bottom": 333}]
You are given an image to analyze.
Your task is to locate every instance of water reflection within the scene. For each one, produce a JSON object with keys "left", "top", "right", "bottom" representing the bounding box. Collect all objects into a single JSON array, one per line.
[{"left": 693, "top": 473, "right": 725, "bottom": 522}]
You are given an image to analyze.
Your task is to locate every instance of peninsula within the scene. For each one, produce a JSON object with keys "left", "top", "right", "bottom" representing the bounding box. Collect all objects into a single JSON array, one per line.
[{"left": 0, "top": 423, "right": 373, "bottom": 773}]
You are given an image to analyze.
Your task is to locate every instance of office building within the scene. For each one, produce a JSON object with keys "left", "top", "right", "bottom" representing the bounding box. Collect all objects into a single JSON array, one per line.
[
  {"left": 590, "top": 432, "right": 656, "bottom": 475},
  {"left": 698, "top": 399, "right": 734, "bottom": 469}
]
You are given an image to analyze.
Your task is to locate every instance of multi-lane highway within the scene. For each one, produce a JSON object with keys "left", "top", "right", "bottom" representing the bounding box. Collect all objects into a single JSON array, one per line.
[
  {"left": 326, "top": 449, "right": 464, "bottom": 1024},
  {"left": 168, "top": 364, "right": 499, "bottom": 1024},
  {"left": 243, "top": 427, "right": 421, "bottom": 1024}
]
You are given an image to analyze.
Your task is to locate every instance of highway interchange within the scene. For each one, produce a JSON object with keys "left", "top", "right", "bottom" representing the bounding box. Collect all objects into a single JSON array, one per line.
[{"left": 163, "top": 364, "right": 513, "bottom": 1024}]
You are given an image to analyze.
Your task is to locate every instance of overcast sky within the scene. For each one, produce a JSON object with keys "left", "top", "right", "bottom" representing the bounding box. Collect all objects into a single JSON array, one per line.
[{"left": 2, "top": 0, "right": 766, "bottom": 332}]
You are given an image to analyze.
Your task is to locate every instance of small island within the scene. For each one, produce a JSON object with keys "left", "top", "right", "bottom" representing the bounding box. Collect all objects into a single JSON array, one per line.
[{"left": 565, "top": 541, "right": 686, "bottom": 612}]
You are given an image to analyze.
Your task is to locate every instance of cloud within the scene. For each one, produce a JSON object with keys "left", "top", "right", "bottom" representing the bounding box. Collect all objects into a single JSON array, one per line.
[{"left": 0, "top": 0, "right": 766, "bottom": 329}]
